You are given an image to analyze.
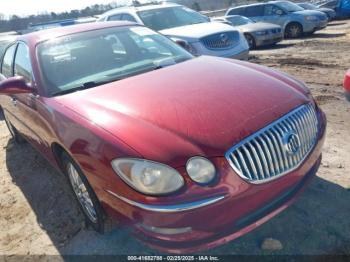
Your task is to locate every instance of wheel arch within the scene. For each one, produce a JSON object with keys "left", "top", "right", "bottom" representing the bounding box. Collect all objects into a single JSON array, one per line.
[
  {"left": 51, "top": 142, "right": 71, "bottom": 172},
  {"left": 286, "top": 21, "right": 304, "bottom": 31}
]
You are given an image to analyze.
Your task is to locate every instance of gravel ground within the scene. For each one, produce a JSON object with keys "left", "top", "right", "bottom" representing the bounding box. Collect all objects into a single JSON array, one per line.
[{"left": 0, "top": 20, "right": 350, "bottom": 257}]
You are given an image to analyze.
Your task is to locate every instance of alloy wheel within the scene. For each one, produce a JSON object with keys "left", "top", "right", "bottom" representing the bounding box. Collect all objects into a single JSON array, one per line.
[
  {"left": 286, "top": 24, "right": 302, "bottom": 38},
  {"left": 245, "top": 34, "right": 255, "bottom": 49},
  {"left": 67, "top": 162, "right": 98, "bottom": 223}
]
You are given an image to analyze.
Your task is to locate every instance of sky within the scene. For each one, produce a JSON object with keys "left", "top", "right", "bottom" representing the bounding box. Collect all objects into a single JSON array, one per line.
[{"left": 1, "top": 0, "right": 131, "bottom": 17}]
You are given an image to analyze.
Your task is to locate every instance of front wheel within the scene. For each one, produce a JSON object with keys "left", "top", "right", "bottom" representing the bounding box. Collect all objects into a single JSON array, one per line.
[
  {"left": 244, "top": 34, "right": 256, "bottom": 49},
  {"left": 285, "top": 23, "right": 303, "bottom": 38},
  {"left": 345, "top": 91, "right": 350, "bottom": 102},
  {"left": 62, "top": 153, "right": 105, "bottom": 233}
]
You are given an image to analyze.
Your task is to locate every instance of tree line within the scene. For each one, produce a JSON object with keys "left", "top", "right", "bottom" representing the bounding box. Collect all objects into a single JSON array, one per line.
[{"left": 0, "top": 2, "right": 125, "bottom": 33}]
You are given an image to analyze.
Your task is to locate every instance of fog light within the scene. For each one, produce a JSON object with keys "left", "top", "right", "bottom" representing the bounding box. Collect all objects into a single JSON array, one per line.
[{"left": 140, "top": 224, "right": 192, "bottom": 235}]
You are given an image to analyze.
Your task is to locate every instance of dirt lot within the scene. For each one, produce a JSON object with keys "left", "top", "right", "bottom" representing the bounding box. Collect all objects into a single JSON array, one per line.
[{"left": 1, "top": 20, "right": 350, "bottom": 257}]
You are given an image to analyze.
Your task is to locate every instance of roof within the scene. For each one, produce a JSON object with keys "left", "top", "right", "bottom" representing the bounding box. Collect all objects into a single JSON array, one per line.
[
  {"left": 17, "top": 21, "right": 137, "bottom": 48},
  {"left": 100, "top": 3, "right": 179, "bottom": 17},
  {"left": 228, "top": 2, "right": 265, "bottom": 9}
]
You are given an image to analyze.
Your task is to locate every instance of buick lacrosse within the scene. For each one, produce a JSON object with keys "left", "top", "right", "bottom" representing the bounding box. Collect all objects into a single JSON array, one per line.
[{"left": 0, "top": 22, "right": 326, "bottom": 253}]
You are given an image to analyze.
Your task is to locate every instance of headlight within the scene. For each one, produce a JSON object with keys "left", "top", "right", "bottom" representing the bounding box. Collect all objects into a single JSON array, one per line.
[
  {"left": 186, "top": 157, "right": 216, "bottom": 184},
  {"left": 170, "top": 37, "right": 197, "bottom": 55},
  {"left": 111, "top": 158, "right": 184, "bottom": 195},
  {"left": 255, "top": 30, "right": 268, "bottom": 36},
  {"left": 305, "top": 15, "right": 318, "bottom": 21}
]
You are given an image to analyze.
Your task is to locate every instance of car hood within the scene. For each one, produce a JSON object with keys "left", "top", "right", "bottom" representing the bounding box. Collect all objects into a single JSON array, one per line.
[
  {"left": 56, "top": 56, "right": 310, "bottom": 165},
  {"left": 159, "top": 22, "right": 236, "bottom": 41},
  {"left": 317, "top": 7, "right": 335, "bottom": 13},
  {"left": 237, "top": 22, "right": 281, "bottom": 32},
  {"left": 294, "top": 10, "right": 328, "bottom": 18}
]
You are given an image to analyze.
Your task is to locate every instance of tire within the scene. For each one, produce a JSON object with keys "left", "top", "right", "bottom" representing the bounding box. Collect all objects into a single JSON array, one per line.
[
  {"left": 3, "top": 111, "right": 26, "bottom": 144},
  {"left": 285, "top": 23, "right": 303, "bottom": 38},
  {"left": 244, "top": 33, "right": 256, "bottom": 49},
  {"left": 61, "top": 152, "right": 105, "bottom": 233},
  {"left": 345, "top": 91, "right": 350, "bottom": 102}
]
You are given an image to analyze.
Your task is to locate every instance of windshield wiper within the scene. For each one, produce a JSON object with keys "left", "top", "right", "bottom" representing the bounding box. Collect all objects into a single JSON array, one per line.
[{"left": 51, "top": 79, "right": 118, "bottom": 96}]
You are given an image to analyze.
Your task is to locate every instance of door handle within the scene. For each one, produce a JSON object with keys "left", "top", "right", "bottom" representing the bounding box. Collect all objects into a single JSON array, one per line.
[{"left": 11, "top": 97, "right": 17, "bottom": 106}]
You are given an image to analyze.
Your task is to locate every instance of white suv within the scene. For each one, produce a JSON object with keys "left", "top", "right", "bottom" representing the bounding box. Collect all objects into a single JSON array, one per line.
[{"left": 98, "top": 4, "right": 249, "bottom": 60}]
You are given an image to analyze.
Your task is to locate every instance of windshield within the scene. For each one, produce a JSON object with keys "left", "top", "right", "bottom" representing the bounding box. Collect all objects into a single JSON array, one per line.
[
  {"left": 137, "top": 6, "right": 209, "bottom": 31},
  {"left": 275, "top": 2, "right": 305, "bottom": 12},
  {"left": 299, "top": 3, "right": 318, "bottom": 10},
  {"left": 226, "top": 16, "right": 254, "bottom": 26},
  {"left": 37, "top": 26, "right": 193, "bottom": 96}
]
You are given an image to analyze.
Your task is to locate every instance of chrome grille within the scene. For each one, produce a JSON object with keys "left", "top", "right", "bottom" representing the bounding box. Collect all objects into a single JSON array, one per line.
[
  {"left": 225, "top": 104, "right": 319, "bottom": 184},
  {"left": 201, "top": 32, "right": 238, "bottom": 50}
]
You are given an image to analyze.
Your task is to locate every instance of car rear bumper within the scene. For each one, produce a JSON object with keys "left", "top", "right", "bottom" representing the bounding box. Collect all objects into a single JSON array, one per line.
[{"left": 103, "top": 106, "right": 326, "bottom": 254}]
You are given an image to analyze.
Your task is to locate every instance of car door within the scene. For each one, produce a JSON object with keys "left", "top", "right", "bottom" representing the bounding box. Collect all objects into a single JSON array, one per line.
[
  {"left": 245, "top": 5, "right": 265, "bottom": 22},
  {"left": 12, "top": 42, "right": 52, "bottom": 153},
  {"left": 262, "top": 4, "right": 286, "bottom": 26},
  {"left": 0, "top": 44, "right": 20, "bottom": 129}
]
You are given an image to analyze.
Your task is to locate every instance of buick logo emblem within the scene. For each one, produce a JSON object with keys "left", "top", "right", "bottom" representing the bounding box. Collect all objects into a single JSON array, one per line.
[
  {"left": 283, "top": 131, "right": 301, "bottom": 155},
  {"left": 220, "top": 33, "right": 229, "bottom": 43}
]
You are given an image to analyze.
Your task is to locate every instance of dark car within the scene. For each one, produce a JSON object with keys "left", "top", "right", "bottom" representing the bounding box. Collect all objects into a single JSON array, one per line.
[
  {"left": 212, "top": 15, "right": 283, "bottom": 49},
  {"left": 297, "top": 2, "right": 336, "bottom": 20},
  {"left": 0, "top": 22, "right": 326, "bottom": 253}
]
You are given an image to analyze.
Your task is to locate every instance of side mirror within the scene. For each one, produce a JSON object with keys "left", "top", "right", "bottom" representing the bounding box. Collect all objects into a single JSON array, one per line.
[
  {"left": 0, "top": 76, "right": 35, "bottom": 95},
  {"left": 171, "top": 37, "right": 189, "bottom": 49},
  {"left": 276, "top": 10, "right": 285, "bottom": 16}
]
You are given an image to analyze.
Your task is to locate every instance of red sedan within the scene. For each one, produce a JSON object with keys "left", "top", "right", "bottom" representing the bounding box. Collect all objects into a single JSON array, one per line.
[
  {"left": 344, "top": 69, "right": 350, "bottom": 100},
  {"left": 0, "top": 22, "right": 326, "bottom": 253}
]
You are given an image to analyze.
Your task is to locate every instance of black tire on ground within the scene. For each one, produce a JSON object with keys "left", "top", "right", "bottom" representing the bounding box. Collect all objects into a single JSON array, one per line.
[
  {"left": 3, "top": 111, "right": 26, "bottom": 144},
  {"left": 244, "top": 33, "right": 256, "bottom": 49},
  {"left": 345, "top": 91, "right": 350, "bottom": 101},
  {"left": 285, "top": 22, "right": 303, "bottom": 38},
  {"left": 61, "top": 152, "right": 105, "bottom": 233}
]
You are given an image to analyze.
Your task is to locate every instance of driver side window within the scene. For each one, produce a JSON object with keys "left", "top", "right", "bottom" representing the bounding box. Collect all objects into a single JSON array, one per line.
[
  {"left": 264, "top": 5, "right": 284, "bottom": 16},
  {"left": 1, "top": 44, "right": 17, "bottom": 78},
  {"left": 14, "top": 43, "right": 33, "bottom": 84}
]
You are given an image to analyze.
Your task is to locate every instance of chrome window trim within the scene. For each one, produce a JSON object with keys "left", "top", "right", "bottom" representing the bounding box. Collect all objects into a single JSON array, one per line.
[{"left": 106, "top": 190, "right": 226, "bottom": 213}]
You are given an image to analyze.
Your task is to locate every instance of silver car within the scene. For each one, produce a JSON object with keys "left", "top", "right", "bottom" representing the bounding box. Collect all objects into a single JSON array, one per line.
[
  {"left": 98, "top": 3, "right": 249, "bottom": 60},
  {"left": 297, "top": 2, "right": 336, "bottom": 20},
  {"left": 226, "top": 1, "right": 328, "bottom": 38},
  {"left": 213, "top": 15, "right": 283, "bottom": 49}
]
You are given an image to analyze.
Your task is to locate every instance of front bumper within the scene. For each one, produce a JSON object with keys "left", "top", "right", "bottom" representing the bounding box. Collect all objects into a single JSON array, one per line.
[
  {"left": 103, "top": 106, "right": 326, "bottom": 254},
  {"left": 191, "top": 41, "right": 249, "bottom": 60},
  {"left": 304, "top": 19, "right": 328, "bottom": 33},
  {"left": 230, "top": 49, "right": 249, "bottom": 60},
  {"left": 254, "top": 33, "right": 283, "bottom": 47}
]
